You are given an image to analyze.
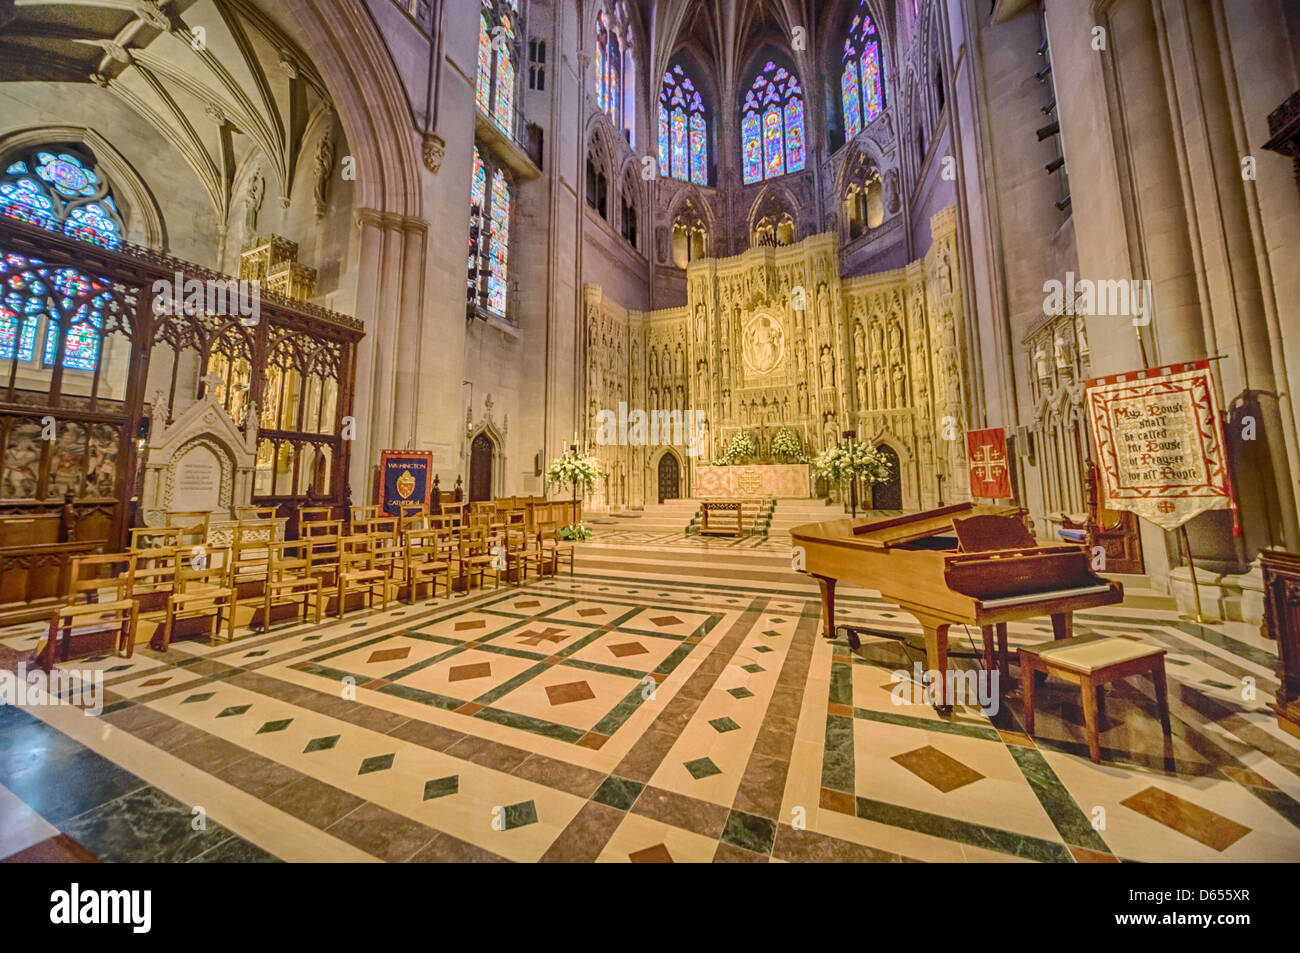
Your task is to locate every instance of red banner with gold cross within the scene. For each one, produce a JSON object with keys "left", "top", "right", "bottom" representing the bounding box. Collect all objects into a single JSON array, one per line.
[
  {"left": 966, "top": 427, "right": 1011, "bottom": 500},
  {"left": 1084, "top": 360, "right": 1232, "bottom": 531}
]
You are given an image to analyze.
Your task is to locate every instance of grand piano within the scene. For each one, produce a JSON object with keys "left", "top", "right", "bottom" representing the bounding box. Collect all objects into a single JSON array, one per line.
[{"left": 791, "top": 503, "right": 1123, "bottom": 710}]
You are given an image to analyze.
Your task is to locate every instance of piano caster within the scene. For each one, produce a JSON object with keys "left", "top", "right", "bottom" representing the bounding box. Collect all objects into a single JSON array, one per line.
[
  {"left": 933, "top": 705, "right": 953, "bottom": 716},
  {"left": 845, "top": 627, "right": 861, "bottom": 652}
]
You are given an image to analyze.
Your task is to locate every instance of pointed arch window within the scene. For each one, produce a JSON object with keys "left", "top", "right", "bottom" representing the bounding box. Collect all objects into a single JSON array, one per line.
[
  {"left": 658, "top": 64, "right": 709, "bottom": 185},
  {"left": 741, "top": 62, "right": 806, "bottom": 184},
  {"left": 841, "top": 3, "right": 887, "bottom": 141},
  {"left": 468, "top": 146, "right": 513, "bottom": 318},
  {"left": 595, "top": 3, "right": 635, "bottom": 139},
  {"left": 476, "top": 0, "right": 520, "bottom": 137},
  {"left": 0, "top": 146, "right": 124, "bottom": 372},
  {"left": 0, "top": 147, "right": 122, "bottom": 248}
]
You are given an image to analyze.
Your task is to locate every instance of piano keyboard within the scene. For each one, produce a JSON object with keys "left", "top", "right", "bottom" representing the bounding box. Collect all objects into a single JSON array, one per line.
[{"left": 980, "top": 583, "right": 1112, "bottom": 608}]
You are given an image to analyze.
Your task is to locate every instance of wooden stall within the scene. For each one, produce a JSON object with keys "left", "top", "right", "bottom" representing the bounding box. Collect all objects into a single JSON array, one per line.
[{"left": 0, "top": 216, "right": 363, "bottom": 552}]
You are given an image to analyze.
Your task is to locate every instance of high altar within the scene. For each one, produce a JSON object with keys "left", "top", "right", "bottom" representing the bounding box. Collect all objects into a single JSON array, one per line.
[{"left": 583, "top": 207, "right": 971, "bottom": 511}]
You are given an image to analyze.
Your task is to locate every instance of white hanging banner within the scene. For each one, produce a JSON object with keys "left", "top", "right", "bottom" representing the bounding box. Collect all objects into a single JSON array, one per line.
[{"left": 1084, "top": 359, "right": 1232, "bottom": 531}]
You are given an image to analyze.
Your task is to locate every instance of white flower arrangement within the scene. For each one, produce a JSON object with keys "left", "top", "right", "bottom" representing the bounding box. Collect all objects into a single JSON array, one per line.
[
  {"left": 812, "top": 442, "right": 892, "bottom": 486},
  {"left": 770, "top": 427, "right": 805, "bottom": 463},
  {"left": 545, "top": 449, "right": 602, "bottom": 493},
  {"left": 714, "top": 430, "right": 757, "bottom": 466}
]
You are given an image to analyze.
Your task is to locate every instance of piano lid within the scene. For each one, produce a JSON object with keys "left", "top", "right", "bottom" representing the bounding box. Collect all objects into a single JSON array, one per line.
[{"left": 789, "top": 503, "right": 1026, "bottom": 550}]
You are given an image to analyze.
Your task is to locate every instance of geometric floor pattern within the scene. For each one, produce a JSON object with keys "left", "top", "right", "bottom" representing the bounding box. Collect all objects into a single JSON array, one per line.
[{"left": 2, "top": 537, "right": 1299, "bottom": 862}]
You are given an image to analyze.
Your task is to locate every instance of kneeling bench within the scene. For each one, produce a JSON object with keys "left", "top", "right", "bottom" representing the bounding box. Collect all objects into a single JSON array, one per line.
[{"left": 1019, "top": 634, "right": 1170, "bottom": 763}]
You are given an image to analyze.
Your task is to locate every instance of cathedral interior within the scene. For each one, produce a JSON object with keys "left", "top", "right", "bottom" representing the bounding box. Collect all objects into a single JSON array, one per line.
[{"left": 1, "top": 0, "right": 1300, "bottom": 884}]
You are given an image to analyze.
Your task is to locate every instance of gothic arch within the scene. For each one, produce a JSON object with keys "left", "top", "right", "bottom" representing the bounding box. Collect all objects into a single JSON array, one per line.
[
  {"left": 0, "top": 125, "right": 166, "bottom": 249},
  {"left": 283, "top": 0, "right": 422, "bottom": 220},
  {"left": 746, "top": 182, "right": 799, "bottom": 243}
]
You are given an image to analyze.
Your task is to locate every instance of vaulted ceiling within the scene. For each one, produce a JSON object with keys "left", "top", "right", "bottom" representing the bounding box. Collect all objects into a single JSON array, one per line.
[
  {"left": 0, "top": 0, "right": 333, "bottom": 224},
  {"left": 641, "top": 0, "right": 895, "bottom": 110}
]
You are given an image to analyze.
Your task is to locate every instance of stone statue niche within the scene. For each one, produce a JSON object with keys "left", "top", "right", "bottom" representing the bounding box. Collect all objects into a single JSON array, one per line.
[{"left": 141, "top": 378, "right": 258, "bottom": 525}]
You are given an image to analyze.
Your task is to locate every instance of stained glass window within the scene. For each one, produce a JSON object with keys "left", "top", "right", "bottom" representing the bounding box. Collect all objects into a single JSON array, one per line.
[
  {"left": 658, "top": 64, "right": 708, "bottom": 185},
  {"left": 476, "top": 14, "right": 493, "bottom": 114},
  {"left": 741, "top": 61, "right": 805, "bottom": 184},
  {"left": 0, "top": 253, "right": 110, "bottom": 370},
  {"left": 841, "top": 3, "right": 886, "bottom": 141},
  {"left": 487, "top": 169, "right": 511, "bottom": 315},
  {"left": 474, "top": 1, "right": 517, "bottom": 137},
  {"left": 595, "top": 5, "right": 634, "bottom": 135},
  {"left": 0, "top": 148, "right": 121, "bottom": 248},
  {"left": 0, "top": 147, "right": 123, "bottom": 371},
  {"left": 467, "top": 147, "right": 512, "bottom": 318}
]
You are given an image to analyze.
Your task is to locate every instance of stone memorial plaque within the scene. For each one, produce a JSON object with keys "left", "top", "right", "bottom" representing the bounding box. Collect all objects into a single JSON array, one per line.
[{"left": 172, "top": 444, "right": 223, "bottom": 511}]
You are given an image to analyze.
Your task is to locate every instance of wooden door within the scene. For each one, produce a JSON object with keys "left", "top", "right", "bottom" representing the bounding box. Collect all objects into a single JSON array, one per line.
[
  {"left": 657, "top": 453, "right": 680, "bottom": 503},
  {"left": 871, "top": 444, "right": 902, "bottom": 510},
  {"left": 469, "top": 432, "right": 494, "bottom": 502}
]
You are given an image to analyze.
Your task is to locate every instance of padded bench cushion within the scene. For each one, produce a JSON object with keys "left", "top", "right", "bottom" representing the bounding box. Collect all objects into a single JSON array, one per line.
[{"left": 1021, "top": 633, "right": 1164, "bottom": 674}]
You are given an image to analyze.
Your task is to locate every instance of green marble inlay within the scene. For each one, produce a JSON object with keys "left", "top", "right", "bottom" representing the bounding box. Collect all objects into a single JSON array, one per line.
[
  {"left": 721, "top": 809, "right": 776, "bottom": 854},
  {"left": 303, "top": 734, "right": 340, "bottom": 753},
  {"left": 728, "top": 686, "right": 755, "bottom": 699},
  {"left": 472, "top": 706, "right": 587, "bottom": 743},
  {"left": 358, "top": 753, "right": 395, "bottom": 775},
  {"left": 181, "top": 692, "right": 215, "bottom": 704},
  {"left": 854, "top": 706, "right": 1001, "bottom": 741},
  {"left": 502, "top": 799, "right": 538, "bottom": 830},
  {"left": 256, "top": 718, "right": 293, "bottom": 734},
  {"left": 592, "top": 775, "right": 644, "bottom": 810},
  {"left": 710, "top": 716, "right": 741, "bottom": 733},
  {"left": 423, "top": 775, "right": 459, "bottom": 800},
  {"left": 855, "top": 796, "right": 1073, "bottom": 862},
  {"left": 683, "top": 756, "right": 722, "bottom": 780},
  {"left": 591, "top": 683, "right": 653, "bottom": 736},
  {"left": 821, "top": 713, "right": 856, "bottom": 793},
  {"left": 472, "top": 662, "right": 553, "bottom": 706},
  {"left": 829, "top": 662, "right": 854, "bottom": 706},
  {"left": 1008, "top": 746, "right": 1110, "bottom": 852},
  {"left": 216, "top": 705, "right": 250, "bottom": 718},
  {"left": 377, "top": 681, "right": 466, "bottom": 712}
]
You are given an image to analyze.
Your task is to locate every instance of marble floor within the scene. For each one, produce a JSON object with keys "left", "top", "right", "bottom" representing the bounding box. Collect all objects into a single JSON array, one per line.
[{"left": 2, "top": 536, "right": 1298, "bottom": 863}]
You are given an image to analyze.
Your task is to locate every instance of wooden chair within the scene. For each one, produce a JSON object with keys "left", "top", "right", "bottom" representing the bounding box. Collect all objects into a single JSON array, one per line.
[
  {"left": 349, "top": 505, "right": 380, "bottom": 534},
  {"left": 129, "top": 546, "right": 180, "bottom": 622},
  {"left": 154, "top": 547, "right": 236, "bottom": 650},
  {"left": 404, "top": 528, "right": 453, "bottom": 603},
  {"left": 128, "top": 526, "right": 182, "bottom": 551},
  {"left": 298, "top": 505, "right": 334, "bottom": 529},
  {"left": 42, "top": 600, "right": 138, "bottom": 672},
  {"left": 66, "top": 551, "right": 136, "bottom": 605},
  {"left": 261, "top": 540, "right": 323, "bottom": 630},
  {"left": 166, "top": 511, "right": 211, "bottom": 549},
  {"left": 1020, "top": 634, "right": 1171, "bottom": 764},
  {"left": 458, "top": 528, "right": 502, "bottom": 591},
  {"left": 537, "top": 521, "right": 575, "bottom": 576},
  {"left": 39, "top": 552, "right": 138, "bottom": 670},
  {"left": 336, "top": 535, "right": 389, "bottom": 617},
  {"left": 505, "top": 525, "right": 544, "bottom": 586},
  {"left": 231, "top": 522, "right": 275, "bottom": 598},
  {"left": 237, "top": 505, "right": 278, "bottom": 521}
]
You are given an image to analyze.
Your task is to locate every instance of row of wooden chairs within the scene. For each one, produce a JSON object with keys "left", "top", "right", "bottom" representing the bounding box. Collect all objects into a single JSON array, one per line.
[{"left": 40, "top": 516, "right": 576, "bottom": 669}]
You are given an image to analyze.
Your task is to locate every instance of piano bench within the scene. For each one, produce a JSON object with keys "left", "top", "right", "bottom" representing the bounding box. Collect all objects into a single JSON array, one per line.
[{"left": 1018, "top": 635, "right": 1170, "bottom": 764}]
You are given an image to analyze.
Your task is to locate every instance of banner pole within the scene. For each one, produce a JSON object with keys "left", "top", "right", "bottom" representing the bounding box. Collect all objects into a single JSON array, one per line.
[{"left": 1178, "top": 524, "right": 1206, "bottom": 624}]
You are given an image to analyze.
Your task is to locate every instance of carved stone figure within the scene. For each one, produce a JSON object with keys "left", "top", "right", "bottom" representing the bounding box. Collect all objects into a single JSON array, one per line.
[
  {"left": 819, "top": 347, "right": 834, "bottom": 389},
  {"left": 422, "top": 132, "right": 446, "bottom": 174},
  {"left": 1053, "top": 326, "right": 1073, "bottom": 370},
  {"left": 244, "top": 168, "right": 265, "bottom": 235},
  {"left": 313, "top": 128, "right": 335, "bottom": 219},
  {"left": 1033, "top": 345, "right": 1051, "bottom": 382}
]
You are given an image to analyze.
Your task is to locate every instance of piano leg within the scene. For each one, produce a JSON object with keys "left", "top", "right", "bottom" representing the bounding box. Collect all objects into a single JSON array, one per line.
[
  {"left": 997, "top": 623, "right": 1010, "bottom": 684},
  {"left": 922, "top": 621, "right": 953, "bottom": 715},
  {"left": 1051, "top": 612, "right": 1073, "bottom": 640},
  {"left": 814, "top": 574, "right": 837, "bottom": 641}
]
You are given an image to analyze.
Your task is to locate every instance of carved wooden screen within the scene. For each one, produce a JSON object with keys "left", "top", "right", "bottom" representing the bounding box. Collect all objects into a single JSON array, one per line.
[{"left": 0, "top": 216, "right": 361, "bottom": 548}]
